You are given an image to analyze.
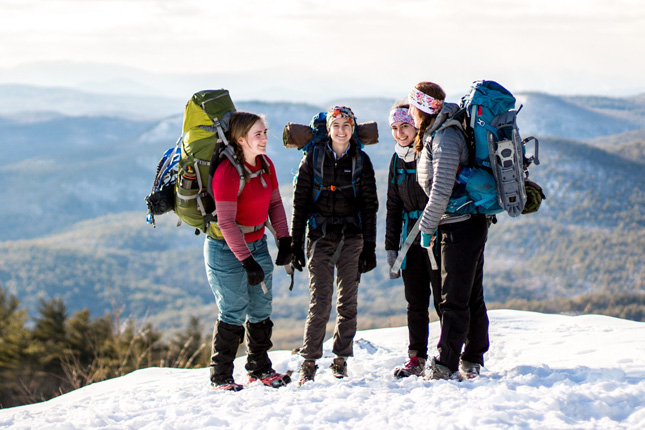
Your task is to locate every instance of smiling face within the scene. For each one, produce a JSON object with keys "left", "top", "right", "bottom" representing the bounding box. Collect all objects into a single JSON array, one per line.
[
  {"left": 237, "top": 119, "right": 268, "bottom": 163},
  {"left": 390, "top": 121, "right": 417, "bottom": 147},
  {"left": 329, "top": 117, "right": 353, "bottom": 147}
]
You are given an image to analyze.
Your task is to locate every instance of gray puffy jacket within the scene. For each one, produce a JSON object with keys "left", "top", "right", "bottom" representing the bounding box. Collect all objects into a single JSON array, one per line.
[{"left": 417, "top": 103, "right": 469, "bottom": 234}]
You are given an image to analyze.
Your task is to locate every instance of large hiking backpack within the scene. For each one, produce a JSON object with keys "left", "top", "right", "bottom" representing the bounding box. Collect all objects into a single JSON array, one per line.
[
  {"left": 145, "top": 89, "right": 263, "bottom": 237},
  {"left": 440, "top": 80, "right": 540, "bottom": 217}
]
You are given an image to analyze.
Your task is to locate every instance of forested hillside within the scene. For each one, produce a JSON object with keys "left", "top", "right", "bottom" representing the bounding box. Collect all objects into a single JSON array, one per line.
[{"left": 0, "top": 86, "right": 643, "bottom": 340}]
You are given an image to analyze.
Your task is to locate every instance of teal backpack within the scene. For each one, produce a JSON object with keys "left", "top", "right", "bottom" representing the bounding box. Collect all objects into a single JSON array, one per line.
[{"left": 439, "top": 80, "right": 540, "bottom": 217}]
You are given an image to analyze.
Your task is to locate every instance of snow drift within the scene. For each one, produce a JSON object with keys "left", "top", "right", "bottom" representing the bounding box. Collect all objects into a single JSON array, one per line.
[{"left": 2, "top": 310, "right": 645, "bottom": 430}]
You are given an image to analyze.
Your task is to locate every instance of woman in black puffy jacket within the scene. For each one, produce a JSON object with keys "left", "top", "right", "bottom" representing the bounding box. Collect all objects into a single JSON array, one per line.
[{"left": 385, "top": 103, "right": 441, "bottom": 378}]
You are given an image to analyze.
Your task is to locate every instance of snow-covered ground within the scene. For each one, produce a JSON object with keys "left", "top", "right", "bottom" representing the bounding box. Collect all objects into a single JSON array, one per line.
[{"left": 2, "top": 310, "right": 645, "bottom": 430}]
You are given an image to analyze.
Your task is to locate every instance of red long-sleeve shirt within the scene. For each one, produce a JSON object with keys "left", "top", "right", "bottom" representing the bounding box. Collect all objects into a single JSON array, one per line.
[{"left": 212, "top": 156, "right": 289, "bottom": 260}]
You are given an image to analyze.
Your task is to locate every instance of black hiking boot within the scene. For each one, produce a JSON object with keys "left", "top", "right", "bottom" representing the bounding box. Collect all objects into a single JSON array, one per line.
[
  {"left": 209, "top": 321, "right": 245, "bottom": 391},
  {"left": 298, "top": 360, "right": 318, "bottom": 386},
  {"left": 330, "top": 357, "right": 348, "bottom": 379}
]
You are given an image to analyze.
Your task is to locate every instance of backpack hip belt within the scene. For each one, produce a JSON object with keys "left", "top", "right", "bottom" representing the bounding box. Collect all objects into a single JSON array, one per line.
[
  {"left": 238, "top": 220, "right": 268, "bottom": 234},
  {"left": 308, "top": 214, "right": 361, "bottom": 230}
]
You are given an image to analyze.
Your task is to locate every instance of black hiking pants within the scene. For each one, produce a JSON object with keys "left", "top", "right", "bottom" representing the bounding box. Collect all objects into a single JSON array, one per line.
[
  {"left": 436, "top": 214, "right": 490, "bottom": 372},
  {"left": 402, "top": 243, "right": 441, "bottom": 359}
]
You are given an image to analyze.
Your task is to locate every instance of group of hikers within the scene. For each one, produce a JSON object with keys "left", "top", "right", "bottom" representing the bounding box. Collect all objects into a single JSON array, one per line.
[{"left": 204, "top": 81, "right": 491, "bottom": 391}]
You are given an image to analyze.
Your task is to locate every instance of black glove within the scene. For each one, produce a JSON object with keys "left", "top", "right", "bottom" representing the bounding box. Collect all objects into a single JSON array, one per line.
[
  {"left": 275, "top": 236, "right": 293, "bottom": 266},
  {"left": 241, "top": 256, "right": 265, "bottom": 286},
  {"left": 291, "top": 241, "right": 306, "bottom": 272},
  {"left": 358, "top": 241, "right": 377, "bottom": 273}
]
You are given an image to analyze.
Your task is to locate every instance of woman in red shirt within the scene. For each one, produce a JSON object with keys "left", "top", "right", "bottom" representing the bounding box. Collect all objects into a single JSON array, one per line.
[{"left": 205, "top": 111, "right": 292, "bottom": 391}]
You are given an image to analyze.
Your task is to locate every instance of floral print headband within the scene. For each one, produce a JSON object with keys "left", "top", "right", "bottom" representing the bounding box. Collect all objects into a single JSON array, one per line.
[
  {"left": 388, "top": 107, "right": 415, "bottom": 127},
  {"left": 326, "top": 106, "right": 356, "bottom": 130},
  {"left": 408, "top": 88, "right": 444, "bottom": 115}
]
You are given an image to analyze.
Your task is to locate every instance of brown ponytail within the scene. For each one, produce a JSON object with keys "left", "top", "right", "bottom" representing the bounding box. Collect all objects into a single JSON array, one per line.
[{"left": 414, "top": 115, "right": 434, "bottom": 153}]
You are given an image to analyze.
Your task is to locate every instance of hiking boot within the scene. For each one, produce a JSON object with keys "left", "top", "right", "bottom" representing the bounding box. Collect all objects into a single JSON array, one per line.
[
  {"left": 330, "top": 357, "right": 348, "bottom": 379},
  {"left": 459, "top": 359, "right": 481, "bottom": 379},
  {"left": 426, "top": 357, "right": 462, "bottom": 381},
  {"left": 299, "top": 360, "right": 318, "bottom": 386},
  {"left": 211, "top": 377, "right": 244, "bottom": 392},
  {"left": 394, "top": 355, "right": 426, "bottom": 378},
  {"left": 248, "top": 370, "right": 291, "bottom": 388}
]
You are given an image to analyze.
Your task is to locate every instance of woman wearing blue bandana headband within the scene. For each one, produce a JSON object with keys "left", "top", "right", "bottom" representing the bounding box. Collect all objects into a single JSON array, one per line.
[
  {"left": 290, "top": 105, "right": 378, "bottom": 385},
  {"left": 385, "top": 102, "right": 441, "bottom": 378},
  {"left": 410, "top": 82, "right": 491, "bottom": 381}
]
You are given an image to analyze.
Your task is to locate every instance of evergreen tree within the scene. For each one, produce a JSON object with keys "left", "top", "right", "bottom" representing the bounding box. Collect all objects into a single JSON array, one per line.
[
  {"left": 0, "top": 285, "right": 31, "bottom": 408},
  {"left": 31, "top": 297, "right": 68, "bottom": 375}
]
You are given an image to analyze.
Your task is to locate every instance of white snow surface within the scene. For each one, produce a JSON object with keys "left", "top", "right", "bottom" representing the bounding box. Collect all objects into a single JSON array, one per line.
[{"left": 2, "top": 310, "right": 645, "bottom": 430}]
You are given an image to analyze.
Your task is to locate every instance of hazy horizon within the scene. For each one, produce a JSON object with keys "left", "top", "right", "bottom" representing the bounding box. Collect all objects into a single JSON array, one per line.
[{"left": 1, "top": 0, "right": 644, "bottom": 103}]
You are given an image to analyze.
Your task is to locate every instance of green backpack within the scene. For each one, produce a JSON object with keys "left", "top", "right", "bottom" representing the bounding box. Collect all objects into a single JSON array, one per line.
[
  {"left": 175, "top": 89, "right": 272, "bottom": 238},
  {"left": 173, "top": 89, "right": 237, "bottom": 237},
  {"left": 146, "top": 89, "right": 272, "bottom": 237},
  {"left": 145, "top": 89, "right": 249, "bottom": 237}
]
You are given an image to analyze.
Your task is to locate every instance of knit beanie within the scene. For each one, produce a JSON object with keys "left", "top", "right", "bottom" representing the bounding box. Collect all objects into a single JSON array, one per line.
[{"left": 326, "top": 106, "right": 356, "bottom": 131}]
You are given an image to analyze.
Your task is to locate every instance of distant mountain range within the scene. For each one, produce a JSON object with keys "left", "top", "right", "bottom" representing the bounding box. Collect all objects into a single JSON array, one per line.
[{"left": 0, "top": 84, "right": 643, "bottom": 330}]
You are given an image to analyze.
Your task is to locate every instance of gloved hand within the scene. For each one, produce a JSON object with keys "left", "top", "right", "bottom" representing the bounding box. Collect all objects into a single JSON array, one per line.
[
  {"left": 291, "top": 241, "right": 306, "bottom": 272},
  {"left": 241, "top": 256, "right": 265, "bottom": 286},
  {"left": 275, "top": 236, "right": 293, "bottom": 266},
  {"left": 421, "top": 232, "right": 434, "bottom": 248},
  {"left": 386, "top": 250, "right": 400, "bottom": 279},
  {"left": 358, "top": 241, "right": 377, "bottom": 273}
]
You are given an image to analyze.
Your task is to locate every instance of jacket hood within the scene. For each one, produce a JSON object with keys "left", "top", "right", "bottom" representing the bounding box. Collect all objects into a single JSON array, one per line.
[{"left": 428, "top": 103, "right": 461, "bottom": 135}]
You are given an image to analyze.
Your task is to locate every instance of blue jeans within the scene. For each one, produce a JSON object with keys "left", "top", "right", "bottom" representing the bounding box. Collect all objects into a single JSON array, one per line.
[{"left": 204, "top": 235, "right": 274, "bottom": 326}]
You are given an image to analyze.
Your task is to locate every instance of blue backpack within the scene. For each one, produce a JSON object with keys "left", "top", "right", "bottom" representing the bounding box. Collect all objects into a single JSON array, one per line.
[{"left": 441, "top": 80, "right": 540, "bottom": 217}]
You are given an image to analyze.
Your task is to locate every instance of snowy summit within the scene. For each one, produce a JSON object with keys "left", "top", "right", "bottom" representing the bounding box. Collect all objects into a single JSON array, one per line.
[{"left": 2, "top": 310, "right": 645, "bottom": 430}]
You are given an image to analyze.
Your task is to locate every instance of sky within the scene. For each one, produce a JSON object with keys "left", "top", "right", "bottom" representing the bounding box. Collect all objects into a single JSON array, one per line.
[
  {"left": 1, "top": 0, "right": 644, "bottom": 102},
  {"left": 2, "top": 310, "right": 645, "bottom": 429}
]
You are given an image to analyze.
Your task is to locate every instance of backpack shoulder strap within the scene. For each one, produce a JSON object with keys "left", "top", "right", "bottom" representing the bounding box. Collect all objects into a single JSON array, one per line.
[
  {"left": 311, "top": 144, "right": 326, "bottom": 202},
  {"left": 389, "top": 153, "right": 398, "bottom": 184},
  {"left": 351, "top": 150, "right": 364, "bottom": 197},
  {"left": 210, "top": 144, "right": 245, "bottom": 198}
]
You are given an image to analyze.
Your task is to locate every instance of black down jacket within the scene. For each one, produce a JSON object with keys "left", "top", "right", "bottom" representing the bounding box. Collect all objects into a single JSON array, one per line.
[
  {"left": 291, "top": 140, "right": 378, "bottom": 245},
  {"left": 385, "top": 152, "right": 429, "bottom": 251}
]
